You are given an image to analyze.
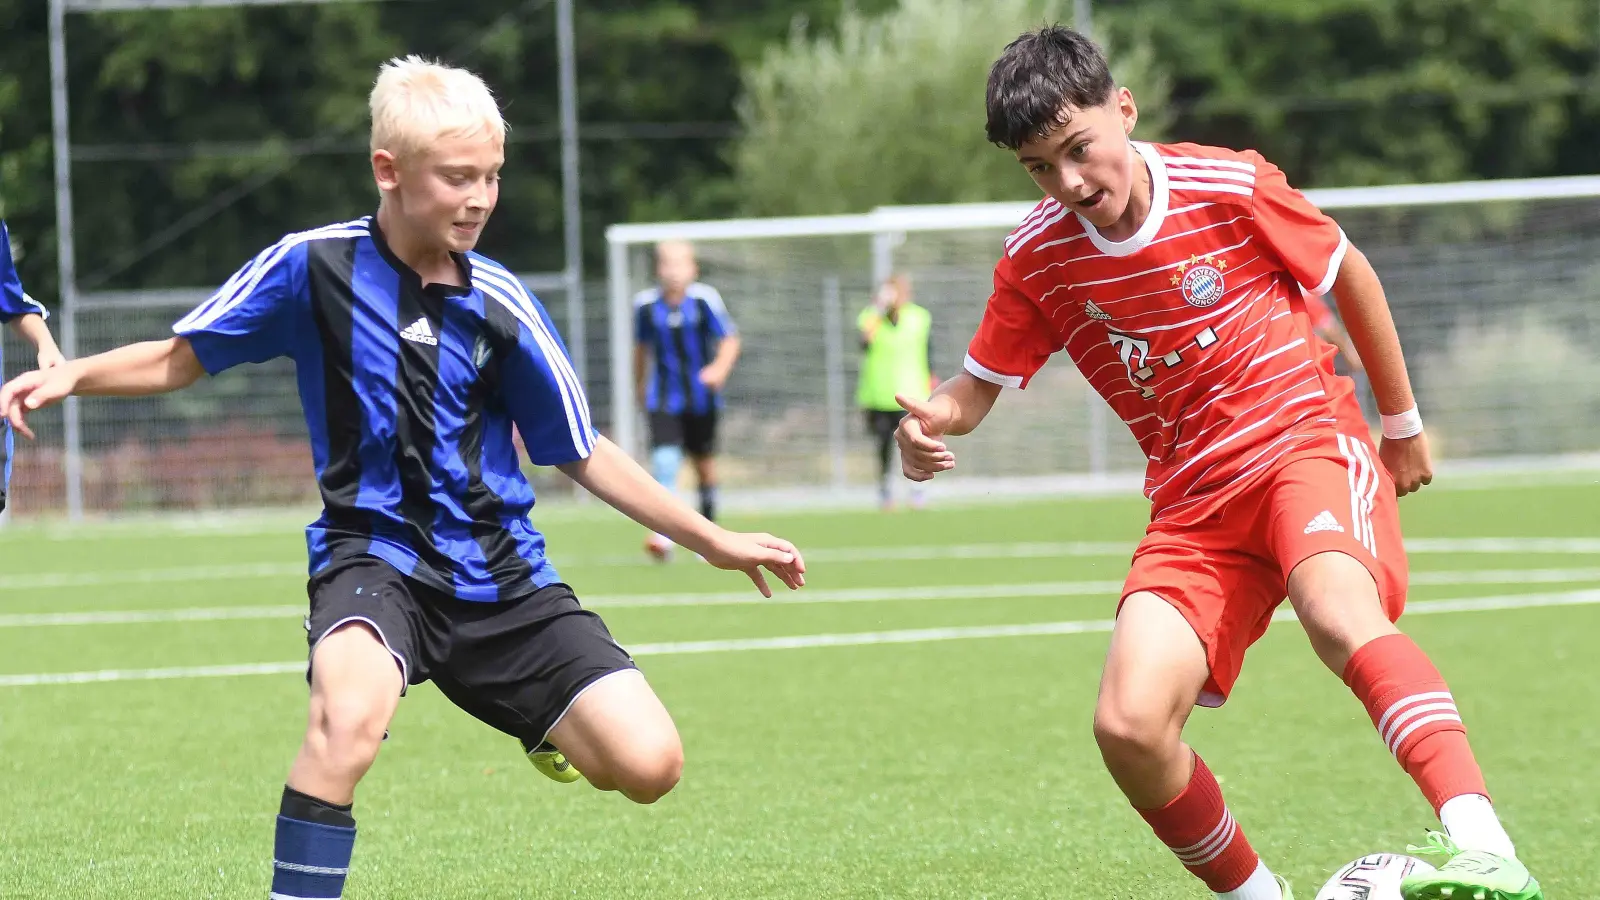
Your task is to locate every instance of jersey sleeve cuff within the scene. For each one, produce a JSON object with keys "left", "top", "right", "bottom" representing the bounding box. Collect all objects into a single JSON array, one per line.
[
  {"left": 963, "top": 353, "right": 1025, "bottom": 389},
  {"left": 1304, "top": 228, "right": 1349, "bottom": 296},
  {"left": 172, "top": 328, "right": 231, "bottom": 376}
]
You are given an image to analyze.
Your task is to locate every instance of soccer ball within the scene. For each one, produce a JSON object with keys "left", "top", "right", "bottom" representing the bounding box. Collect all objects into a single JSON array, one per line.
[{"left": 1315, "top": 854, "right": 1438, "bottom": 900}]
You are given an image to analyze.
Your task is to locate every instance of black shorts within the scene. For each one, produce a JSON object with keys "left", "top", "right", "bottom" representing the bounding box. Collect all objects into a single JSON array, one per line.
[
  {"left": 864, "top": 409, "right": 901, "bottom": 443},
  {"left": 649, "top": 409, "right": 718, "bottom": 457},
  {"left": 305, "top": 557, "right": 636, "bottom": 745}
]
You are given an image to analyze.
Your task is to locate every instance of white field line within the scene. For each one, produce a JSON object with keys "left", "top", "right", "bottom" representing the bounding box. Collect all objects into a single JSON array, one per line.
[
  {"left": 1, "top": 588, "right": 1597, "bottom": 688},
  {"left": 5, "top": 537, "right": 1600, "bottom": 593},
  {"left": 7, "top": 569, "right": 1600, "bottom": 628}
]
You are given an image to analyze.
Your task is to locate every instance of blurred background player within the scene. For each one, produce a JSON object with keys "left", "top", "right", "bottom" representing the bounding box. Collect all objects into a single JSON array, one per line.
[
  {"left": 857, "top": 273, "right": 933, "bottom": 510},
  {"left": 633, "top": 239, "right": 741, "bottom": 559},
  {"left": 0, "top": 220, "right": 65, "bottom": 516}
]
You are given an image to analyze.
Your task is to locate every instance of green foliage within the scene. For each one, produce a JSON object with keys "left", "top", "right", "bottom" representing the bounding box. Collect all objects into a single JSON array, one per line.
[
  {"left": 0, "top": 0, "right": 1595, "bottom": 312},
  {"left": 1101, "top": 0, "right": 1600, "bottom": 186},
  {"left": 731, "top": 0, "right": 1170, "bottom": 215}
]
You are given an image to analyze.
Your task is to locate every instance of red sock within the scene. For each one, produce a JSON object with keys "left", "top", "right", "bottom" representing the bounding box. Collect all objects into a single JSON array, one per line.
[
  {"left": 1135, "top": 753, "right": 1262, "bottom": 893},
  {"left": 1343, "top": 633, "right": 1489, "bottom": 812}
]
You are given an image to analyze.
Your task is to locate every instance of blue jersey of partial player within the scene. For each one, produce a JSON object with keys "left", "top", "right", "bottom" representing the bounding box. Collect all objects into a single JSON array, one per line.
[
  {"left": 172, "top": 217, "right": 596, "bottom": 602},
  {"left": 633, "top": 283, "right": 736, "bottom": 415},
  {"left": 0, "top": 221, "right": 51, "bottom": 503}
]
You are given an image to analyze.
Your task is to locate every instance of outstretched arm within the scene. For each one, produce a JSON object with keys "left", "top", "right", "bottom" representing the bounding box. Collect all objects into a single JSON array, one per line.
[
  {"left": 1, "top": 337, "right": 204, "bottom": 438},
  {"left": 698, "top": 334, "right": 741, "bottom": 391},
  {"left": 558, "top": 435, "right": 805, "bottom": 596},
  {"left": 1329, "top": 245, "right": 1430, "bottom": 495},
  {"left": 6, "top": 314, "right": 65, "bottom": 369}
]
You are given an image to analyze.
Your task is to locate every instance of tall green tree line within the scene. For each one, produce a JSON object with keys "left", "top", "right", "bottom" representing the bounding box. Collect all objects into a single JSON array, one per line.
[{"left": 1, "top": 0, "right": 1596, "bottom": 310}]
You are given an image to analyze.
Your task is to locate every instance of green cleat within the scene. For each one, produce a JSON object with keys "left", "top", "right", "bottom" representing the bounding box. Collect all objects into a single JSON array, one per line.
[
  {"left": 1276, "top": 875, "right": 1295, "bottom": 900},
  {"left": 521, "top": 738, "right": 582, "bottom": 784},
  {"left": 1400, "top": 832, "right": 1542, "bottom": 900}
]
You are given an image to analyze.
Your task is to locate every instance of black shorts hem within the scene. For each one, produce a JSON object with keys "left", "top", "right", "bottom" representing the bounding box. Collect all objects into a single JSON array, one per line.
[
  {"left": 306, "top": 557, "right": 637, "bottom": 742},
  {"left": 307, "top": 613, "right": 411, "bottom": 695},
  {"left": 536, "top": 665, "right": 638, "bottom": 746}
]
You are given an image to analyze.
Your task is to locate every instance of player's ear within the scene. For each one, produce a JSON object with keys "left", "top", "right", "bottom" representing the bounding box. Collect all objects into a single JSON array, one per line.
[
  {"left": 1116, "top": 87, "right": 1138, "bottom": 136},
  {"left": 372, "top": 149, "right": 401, "bottom": 192}
]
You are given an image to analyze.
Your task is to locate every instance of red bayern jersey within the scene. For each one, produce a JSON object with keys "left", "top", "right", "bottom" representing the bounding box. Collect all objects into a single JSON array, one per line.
[{"left": 966, "top": 141, "right": 1368, "bottom": 523}]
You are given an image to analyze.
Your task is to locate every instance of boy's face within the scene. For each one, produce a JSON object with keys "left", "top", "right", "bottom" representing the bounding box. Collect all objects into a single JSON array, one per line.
[
  {"left": 656, "top": 242, "right": 698, "bottom": 295},
  {"left": 1014, "top": 87, "right": 1140, "bottom": 230},
  {"left": 376, "top": 133, "right": 503, "bottom": 254}
]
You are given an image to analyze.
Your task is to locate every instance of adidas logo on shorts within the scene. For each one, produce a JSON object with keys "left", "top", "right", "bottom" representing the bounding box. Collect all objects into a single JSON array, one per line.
[
  {"left": 400, "top": 316, "right": 438, "bottom": 346},
  {"left": 1304, "top": 509, "right": 1345, "bottom": 535}
]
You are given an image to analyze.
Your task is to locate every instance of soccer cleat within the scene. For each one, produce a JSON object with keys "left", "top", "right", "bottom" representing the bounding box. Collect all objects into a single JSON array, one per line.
[
  {"left": 1401, "top": 832, "right": 1542, "bottom": 900},
  {"left": 1276, "top": 875, "right": 1295, "bottom": 900},
  {"left": 522, "top": 739, "right": 582, "bottom": 784}
]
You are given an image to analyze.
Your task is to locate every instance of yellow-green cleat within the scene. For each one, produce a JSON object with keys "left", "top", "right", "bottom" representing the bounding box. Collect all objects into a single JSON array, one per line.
[
  {"left": 1401, "top": 832, "right": 1542, "bottom": 900},
  {"left": 1277, "top": 875, "right": 1295, "bottom": 900},
  {"left": 522, "top": 738, "right": 582, "bottom": 784}
]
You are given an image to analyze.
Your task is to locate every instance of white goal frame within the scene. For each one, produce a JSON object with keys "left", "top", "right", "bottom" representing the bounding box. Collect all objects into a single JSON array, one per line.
[{"left": 606, "top": 174, "right": 1600, "bottom": 464}]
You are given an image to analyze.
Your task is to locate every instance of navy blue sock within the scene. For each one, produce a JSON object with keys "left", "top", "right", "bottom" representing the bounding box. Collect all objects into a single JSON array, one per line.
[
  {"left": 272, "top": 786, "right": 356, "bottom": 899},
  {"left": 699, "top": 483, "right": 717, "bottom": 521}
]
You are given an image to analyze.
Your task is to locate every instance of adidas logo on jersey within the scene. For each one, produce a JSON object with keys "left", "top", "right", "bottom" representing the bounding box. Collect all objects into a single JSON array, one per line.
[
  {"left": 400, "top": 316, "right": 438, "bottom": 346},
  {"left": 1304, "top": 510, "right": 1345, "bottom": 535},
  {"left": 1084, "top": 299, "right": 1111, "bottom": 321}
]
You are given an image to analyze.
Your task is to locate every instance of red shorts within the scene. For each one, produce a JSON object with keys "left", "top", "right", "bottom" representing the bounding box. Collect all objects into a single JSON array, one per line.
[{"left": 1122, "top": 433, "right": 1409, "bottom": 707}]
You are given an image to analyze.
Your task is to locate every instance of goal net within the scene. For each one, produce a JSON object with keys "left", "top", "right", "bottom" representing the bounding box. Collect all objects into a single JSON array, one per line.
[{"left": 606, "top": 176, "right": 1600, "bottom": 501}]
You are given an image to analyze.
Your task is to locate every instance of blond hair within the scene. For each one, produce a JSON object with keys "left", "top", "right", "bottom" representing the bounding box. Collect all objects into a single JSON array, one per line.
[{"left": 369, "top": 55, "right": 507, "bottom": 160}]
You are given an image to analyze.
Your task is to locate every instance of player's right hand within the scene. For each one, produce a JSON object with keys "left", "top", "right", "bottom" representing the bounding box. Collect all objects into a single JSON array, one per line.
[
  {"left": 895, "top": 393, "right": 957, "bottom": 482},
  {"left": 0, "top": 367, "right": 76, "bottom": 440},
  {"left": 700, "top": 529, "right": 807, "bottom": 598}
]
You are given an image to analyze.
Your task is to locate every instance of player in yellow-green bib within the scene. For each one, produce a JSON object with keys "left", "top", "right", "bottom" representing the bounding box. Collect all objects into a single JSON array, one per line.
[{"left": 857, "top": 274, "right": 934, "bottom": 510}]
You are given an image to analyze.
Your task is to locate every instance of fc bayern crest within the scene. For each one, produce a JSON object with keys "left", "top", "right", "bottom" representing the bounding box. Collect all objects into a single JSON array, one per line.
[{"left": 1174, "top": 254, "right": 1227, "bottom": 308}]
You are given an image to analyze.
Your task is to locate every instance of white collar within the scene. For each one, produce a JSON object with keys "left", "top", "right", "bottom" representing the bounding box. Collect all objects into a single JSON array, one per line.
[{"left": 1080, "top": 141, "right": 1168, "bottom": 258}]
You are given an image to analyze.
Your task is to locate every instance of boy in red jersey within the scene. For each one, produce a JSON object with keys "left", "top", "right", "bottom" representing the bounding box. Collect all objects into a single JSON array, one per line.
[{"left": 896, "top": 26, "right": 1540, "bottom": 900}]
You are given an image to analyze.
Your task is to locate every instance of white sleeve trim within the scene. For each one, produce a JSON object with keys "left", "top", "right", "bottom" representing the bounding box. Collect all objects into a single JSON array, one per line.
[
  {"left": 963, "top": 353, "right": 1024, "bottom": 389},
  {"left": 1306, "top": 228, "right": 1349, "bottom": 296},
  {"left": 695, "top": 283, "right": 737, "bottom": 333},
  {"left": 19, "top": 292, "right": 47, "bottom": 319}
]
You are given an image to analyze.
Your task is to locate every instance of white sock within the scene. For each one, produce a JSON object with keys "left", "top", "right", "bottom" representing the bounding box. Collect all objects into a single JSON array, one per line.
[
  {"left": 1218, "top": 861, "right": 1281, "bottom": 900},
  {"left": 1440, "top": 793, "right": 1516, "bottom": 858}
]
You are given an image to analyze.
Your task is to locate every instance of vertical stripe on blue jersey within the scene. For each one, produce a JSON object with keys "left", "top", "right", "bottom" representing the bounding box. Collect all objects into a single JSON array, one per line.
[
  {"left": 306, "top": 238, "right": 378, "bottom": 572},
  {"left": 384, "top": 272, "right": 462, "bottom": 587},
  {"left": 428, "top": 294, "right": 508, "bottom": 594}
]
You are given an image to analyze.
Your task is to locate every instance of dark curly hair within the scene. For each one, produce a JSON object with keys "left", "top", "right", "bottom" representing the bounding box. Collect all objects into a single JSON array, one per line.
[{"left": 986, "top": 26, "right": 1116, "bottom": 151}]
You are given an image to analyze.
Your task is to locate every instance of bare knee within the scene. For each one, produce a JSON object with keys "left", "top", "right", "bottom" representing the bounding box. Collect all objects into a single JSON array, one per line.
[
  {"left": 1093, "top": 698, "right": 1181, "bottom": 767},
  {"left": 605, "top": 738, "right": 684, "bottom": 804},
  {"left": 305, "top": 692, "right": 391, "bottom": 781}
]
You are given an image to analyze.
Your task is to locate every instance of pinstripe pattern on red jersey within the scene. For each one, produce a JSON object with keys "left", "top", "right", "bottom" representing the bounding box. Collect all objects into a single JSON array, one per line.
[{"left": 966, "top": 141, "right": 1361, "bottom": 522}]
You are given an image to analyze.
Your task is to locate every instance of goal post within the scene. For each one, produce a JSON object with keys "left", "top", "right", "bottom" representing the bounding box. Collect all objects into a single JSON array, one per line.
[{"left": 606, "top": 174, "right": 1600, "bottom": 501}]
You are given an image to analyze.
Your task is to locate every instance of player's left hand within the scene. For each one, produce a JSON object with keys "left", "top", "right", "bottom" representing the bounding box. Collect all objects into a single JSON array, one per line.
[
  {"left": 700, "top": 529, "right": 806, "bottom": 598},
  {"left": 1379, "top": 432, "right": 1433, "bottom": 497},
  {"left": 697, "top": 364, "right": 729, "bottom": 391},
  {"left": 36, "top": 347, "right": 66, "bottom": 370}
]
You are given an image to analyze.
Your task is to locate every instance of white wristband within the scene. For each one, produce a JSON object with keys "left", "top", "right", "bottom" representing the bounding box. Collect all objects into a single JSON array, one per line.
[{"left": 1381, "top": 406, "right": 1424, "bottom": 440}]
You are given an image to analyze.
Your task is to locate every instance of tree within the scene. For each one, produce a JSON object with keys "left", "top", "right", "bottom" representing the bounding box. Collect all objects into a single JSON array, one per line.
[
  {"left": 1100, "top": 0, "right": 1600, "bottom": 187},
  {"left": 730, "top": 0, "right": 1170, "bottom": 215}
]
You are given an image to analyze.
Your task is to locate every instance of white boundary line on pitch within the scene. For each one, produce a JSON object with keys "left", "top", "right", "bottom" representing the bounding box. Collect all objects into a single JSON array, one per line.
[
  {"left": 5, "top": 537, "right": 1600, "bottom": 592},
  {"left": 6, "top": 569, "right": 1600, "bottom": 627},
  {"left": 1, "top": 588, "right": 1597, "bottom": 688}
]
